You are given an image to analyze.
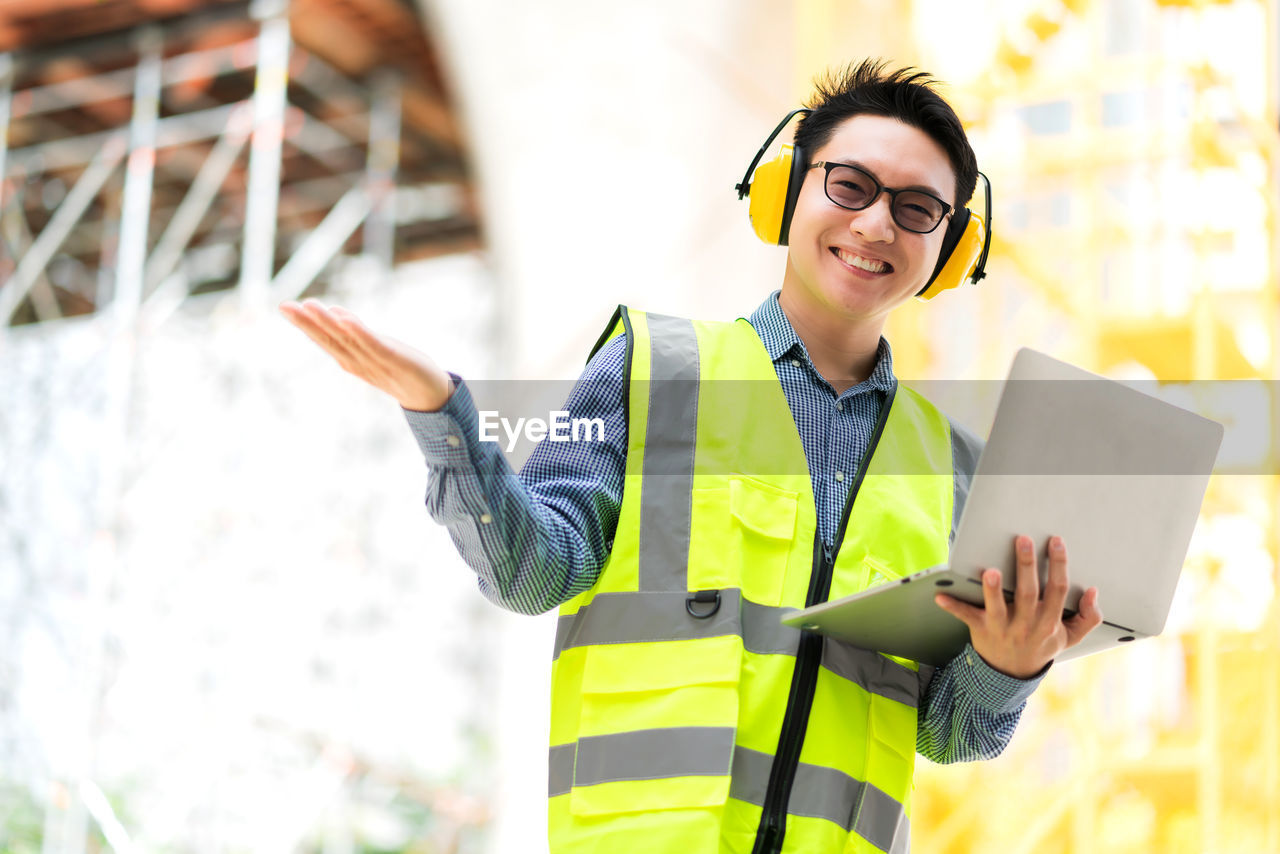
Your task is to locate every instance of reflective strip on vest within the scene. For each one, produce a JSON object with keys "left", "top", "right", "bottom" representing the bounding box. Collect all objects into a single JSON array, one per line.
[
  {"left": 553, "top": 590, "right": 798, "bottom": 658},
  {"left": 729, "top": 747, "right": 908, "bottom": 854},
  {"left": 553, "top": 590, "right": 921, "bottom": 707},
  {"left": 549, "top": 743, "right": 574, "bottom": 797},
  {"left": 638, "top": 313, "right": 699, "bottom": 592},
  {"left": 551, "top": 737, "right": 909, "bottom": 853},
  {"left": 577, "top": 727, "right": 736, "bottom": 785}
]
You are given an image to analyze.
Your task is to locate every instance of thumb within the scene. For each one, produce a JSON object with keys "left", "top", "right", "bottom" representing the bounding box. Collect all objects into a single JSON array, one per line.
[
  {"left": 1064, "top": 587, "right": 1103, "bottom": 647},
  {"left": 935, "top": 593, "right": 984, "bottom": 631}
]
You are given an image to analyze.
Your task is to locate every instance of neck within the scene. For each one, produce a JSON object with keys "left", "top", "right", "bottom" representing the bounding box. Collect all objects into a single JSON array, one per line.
[{"left": 777, "top": 288, "right": 886, "bottom": 395}]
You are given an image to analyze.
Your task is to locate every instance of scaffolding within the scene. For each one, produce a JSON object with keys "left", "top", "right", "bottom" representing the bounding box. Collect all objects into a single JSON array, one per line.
[
  {"left": 0, "top": 1, "right": 489, "bottom": 849},
  {"left": 0, "top": 0, "right": 480, "bottom": 334}
]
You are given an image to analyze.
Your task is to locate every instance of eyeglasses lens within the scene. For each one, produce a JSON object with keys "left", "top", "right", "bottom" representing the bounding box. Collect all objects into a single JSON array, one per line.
[{"left": 824, "top": 165, "right": 945, "bottom": 234}]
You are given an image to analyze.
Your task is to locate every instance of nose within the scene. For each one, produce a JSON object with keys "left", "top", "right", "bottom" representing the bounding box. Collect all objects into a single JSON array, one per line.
[{"left": 849, "top": 193, "right": 895, "bottom": 244}]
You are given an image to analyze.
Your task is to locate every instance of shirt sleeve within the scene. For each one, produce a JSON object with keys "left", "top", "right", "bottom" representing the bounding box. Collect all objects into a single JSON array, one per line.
[
  {"left": 401, "top": 335, "right": 628, "bottom": 615},
  {"left": 916, "top": 642, "right": 1047, "bottom": 763}
]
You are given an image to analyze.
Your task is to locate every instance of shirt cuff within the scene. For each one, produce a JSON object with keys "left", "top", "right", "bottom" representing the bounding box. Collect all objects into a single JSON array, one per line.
[
  {"left": 952, "top": 642, "right": 1048, "bottom": 716},
  {"left": 402, "top": 373, "right": 479, "bottom": 467}
]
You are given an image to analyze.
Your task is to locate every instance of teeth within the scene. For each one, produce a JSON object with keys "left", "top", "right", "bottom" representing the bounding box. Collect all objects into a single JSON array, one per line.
[{"left": 836, "top": 249, "right": 888, "bottom": 273}]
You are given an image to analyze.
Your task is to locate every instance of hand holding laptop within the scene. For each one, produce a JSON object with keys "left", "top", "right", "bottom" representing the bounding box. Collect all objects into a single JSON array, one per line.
[
  {"left": 934, "top": 534, "right": 1103, "bottom": 679},
  {"left": 780, "top": 349, "right": 1222, "bottom": 667}
]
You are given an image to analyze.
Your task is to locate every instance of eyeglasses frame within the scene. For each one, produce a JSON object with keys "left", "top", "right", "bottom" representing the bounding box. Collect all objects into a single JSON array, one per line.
[{"left": 807, "top": 160, "right": 953, "bottom": 234}]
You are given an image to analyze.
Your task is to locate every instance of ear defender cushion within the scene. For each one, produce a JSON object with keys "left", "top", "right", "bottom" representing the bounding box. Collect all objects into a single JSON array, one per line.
[
  {"left": 747, "top": 144, "right": 809, "bottom": 245},
  {"left": 776, "top": 143, "right": 808, "bottom": 247},
  {"left": 747, "top": 147, "right": 794, "bottom": 244},
  {"left": 916, "top": 209, "right": 986, "bottom": 299}
]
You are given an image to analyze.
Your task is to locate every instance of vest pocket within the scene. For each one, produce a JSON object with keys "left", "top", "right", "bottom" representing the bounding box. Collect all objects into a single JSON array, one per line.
[
  {"left": 863, "top": 553, "right": 903, "bottom": 588},
  {"left": 728, "top": 474, "right": 798, "bottom": 607},
  {"left": 569, "top": 634, "right": 743, "bottom": 817},
  {"left": 863, "top": 684, "right": 919, "bottom": 810}
]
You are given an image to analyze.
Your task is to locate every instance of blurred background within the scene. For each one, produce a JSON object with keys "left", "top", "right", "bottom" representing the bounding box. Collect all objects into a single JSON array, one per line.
[{"left": 0, "top": 0, "right": 1276, "bottom": 851}]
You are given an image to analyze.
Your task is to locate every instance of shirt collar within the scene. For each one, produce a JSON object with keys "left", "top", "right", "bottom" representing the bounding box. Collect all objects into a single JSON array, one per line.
[{"left": 746, "top": 290, "right": 897, "bottom": 393}]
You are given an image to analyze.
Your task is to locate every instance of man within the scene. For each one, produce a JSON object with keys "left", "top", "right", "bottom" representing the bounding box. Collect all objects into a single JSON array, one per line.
[{"left": 281, "top": 60, "right": 1103, "bottom": 854}]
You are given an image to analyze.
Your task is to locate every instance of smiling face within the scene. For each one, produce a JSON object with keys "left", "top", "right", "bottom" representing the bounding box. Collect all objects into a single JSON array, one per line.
[{"left": 780, "top": 114, "right": 957, "bottom": 338}]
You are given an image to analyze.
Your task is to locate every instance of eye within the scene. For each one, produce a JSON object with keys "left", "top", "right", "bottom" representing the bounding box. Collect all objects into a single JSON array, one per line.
[
  {"left": 895, "top": 193, "right": 945, "bottom": 230},
  {"left": 827, "top": 167, "right": 875, "bottom": 207}
]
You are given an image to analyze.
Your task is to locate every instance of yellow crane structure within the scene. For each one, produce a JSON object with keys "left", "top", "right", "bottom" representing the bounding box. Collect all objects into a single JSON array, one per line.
[{"left": 797, "top": 0, "right": 1280, "bottom": 851}]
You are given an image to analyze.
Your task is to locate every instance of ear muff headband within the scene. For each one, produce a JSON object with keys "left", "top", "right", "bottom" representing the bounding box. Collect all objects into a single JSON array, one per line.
[
  {"left": 915, "top": 171, "right": 992, "bottom": 300},
  {"left": 736, "top": 109, "right": 811, "bottom": 201},
  {"left": 736, "top": 109, "right": 811, "bottom": 245}
]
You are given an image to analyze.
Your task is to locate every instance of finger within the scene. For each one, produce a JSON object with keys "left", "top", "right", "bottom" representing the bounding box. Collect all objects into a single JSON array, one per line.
[
  {"left": 980, "top": 568, "right": 1008, "bottom": 624},
  {"left": 281, "top": 301, "right": 353, "bottom": 359},
  {"left": 287, "top": 301, "right": 378, "bottom": 376},
  {"left": 298, "top": 299, "right": 352, "bottom": 340},
  {"left": 279, "top": 299, "right": 320, "bottom": 331},
  {"left": 324, "top": 306, "right": 383, "bottom": 362},
  {"left": 329, "top": 306, "right": 403, "bottom": 367},
  {"left": 1064, "top": 587, "right": 1104, "bottom": 647},
  {"left": 299, "top": 301, "right": 376, "bottom": 366},
  {"left": 1040, "top": 535, "right": 1071, "bottom": 621},
  {"left": 1013, "top": 535, "right": 1038, "bottom": 613},
  {"left": 329, "top": 305, "right": 372, "bottom": 336},
  {"left": 934, "top": 593, "right": 985, "bottom": 631}
]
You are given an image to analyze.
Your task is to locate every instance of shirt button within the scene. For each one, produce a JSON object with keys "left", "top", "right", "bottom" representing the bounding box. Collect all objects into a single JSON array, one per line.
[
  {"left": 446, "top": 435, "right": 461, "bottom": 447},
  {"left": 790, "top": 359, "right": 801, "bottom": 367},
  {"left": 835, "top": 471, "right": 845, "bottom": 482},
  {"left": 966, "top": 654, "right": 974, "bottom": 666},
  {"left": 835, "top": 401, "right": 844, "bottom": 411},
  {"left": 479, "top": 513, "right": 493, "bottom": 525}
]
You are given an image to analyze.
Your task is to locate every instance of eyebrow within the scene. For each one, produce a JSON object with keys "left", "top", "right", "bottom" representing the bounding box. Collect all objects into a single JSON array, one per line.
[{"left": 827, "top": 159, "right": 948, "bottom": 201}]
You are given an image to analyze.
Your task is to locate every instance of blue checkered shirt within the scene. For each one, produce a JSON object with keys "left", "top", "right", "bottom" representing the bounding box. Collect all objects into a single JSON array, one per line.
[{"left": 403, "top": 291, "right": 1042, "bottom": 763}]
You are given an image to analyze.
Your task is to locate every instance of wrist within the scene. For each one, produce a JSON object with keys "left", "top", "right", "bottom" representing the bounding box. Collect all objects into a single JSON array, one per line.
[
  {"left": 975, "top": 649, "right": 1051, "bottom": 681},
  {"left": 399, "top": 375, "right": 455, "bottom": 413}
]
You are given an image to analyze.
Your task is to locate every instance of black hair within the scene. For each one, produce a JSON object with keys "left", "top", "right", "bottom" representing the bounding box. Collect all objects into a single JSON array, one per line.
[{"left": 793, "top": 59, "right": 978, "bottom": 209}]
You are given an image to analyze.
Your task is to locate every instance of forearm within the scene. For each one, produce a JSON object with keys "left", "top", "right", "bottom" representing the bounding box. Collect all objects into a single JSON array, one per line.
[
  {"left": 403, "top": 351, "right": 626, "bottom": 614},
  {"left": 402, "top": 379, "right": 589, "bottom": 613},
  {"left": 916, "top": 642, "right": 1045, "bottom": 764}
]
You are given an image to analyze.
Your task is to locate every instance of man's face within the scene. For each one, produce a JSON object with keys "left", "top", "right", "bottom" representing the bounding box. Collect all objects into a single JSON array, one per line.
[{"left": 781, "top": 114, "right": 957, "bottom": 330}]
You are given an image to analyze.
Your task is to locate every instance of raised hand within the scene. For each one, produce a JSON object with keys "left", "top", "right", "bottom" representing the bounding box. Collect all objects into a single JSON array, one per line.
[
  {"left": 934, "top": 535, "right": 1103, "bottom": 679},
  {"left": 278, "top": 298, "right": 455, "bottom": 412}
]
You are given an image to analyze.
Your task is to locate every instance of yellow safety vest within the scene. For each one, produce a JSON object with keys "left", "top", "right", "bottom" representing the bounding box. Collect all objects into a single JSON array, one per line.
[{"left": 548, "top": 308, "right": 963, "bottom": 854}]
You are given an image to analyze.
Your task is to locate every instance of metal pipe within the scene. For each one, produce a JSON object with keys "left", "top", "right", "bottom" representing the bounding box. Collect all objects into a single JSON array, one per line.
[
  {"left": 239, "top": 0, "right": 291, "bottom": 310},
  {"left": 112, "top": 28, "right": 162, "bottom": 317},
  {"left": 291, "top": 112, "right": 367, "bottom": 173},
  {"left": 290, "top": 48, "right": 368, "bottom": 108},
  {"left": 59, "top": 169, "right": 396, "bottom": 256},
  {"left": 15, "top": 39, "right": 259, "bottom": 119},
  {"left": 143, "top": 103, "right": 252, "bottom": 294},
  {"left": 7, "top": 101, "right": 245, "bottom": 174},
  {"left": 0, "top": 203, "right": 61, "bottom": 321},
  {"left": 364, "top": 69, "right": 401, "bottom": 270},
  {"left": 268, "top": 184, "right": 374, "bottom": 303},
  {"left": 13, "top": 0, "right": 251, "bottom": 72},
  {"left": 71, "top": 30, "right": 165, "bottom": 854},
  {"left": 0, "top": 131, "right": 126, "bottom": 325},
  {"left": 0, "top": 53, "right": 12, "bottom": 218}
]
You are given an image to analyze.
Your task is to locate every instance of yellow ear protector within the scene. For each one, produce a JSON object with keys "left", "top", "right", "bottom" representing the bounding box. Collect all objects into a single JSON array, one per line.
[{"left": 735, "top": 109, "right": 991, "bottom": 300}]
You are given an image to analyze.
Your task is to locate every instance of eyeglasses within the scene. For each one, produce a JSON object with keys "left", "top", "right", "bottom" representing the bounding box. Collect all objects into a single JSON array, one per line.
[{"left": 808, "top": 161, "right": 952, "bottom": 234}]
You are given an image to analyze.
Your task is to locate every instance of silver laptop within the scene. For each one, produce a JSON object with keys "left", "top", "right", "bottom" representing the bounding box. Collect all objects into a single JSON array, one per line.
[{"left": 781, "top": 348, "right": 1224, "bottom": 666}]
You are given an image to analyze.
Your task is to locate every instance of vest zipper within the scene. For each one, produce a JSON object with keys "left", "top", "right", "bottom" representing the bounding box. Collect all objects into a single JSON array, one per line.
[{"left": 749, "top": 382, "right": 898, "bottom": 854}]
